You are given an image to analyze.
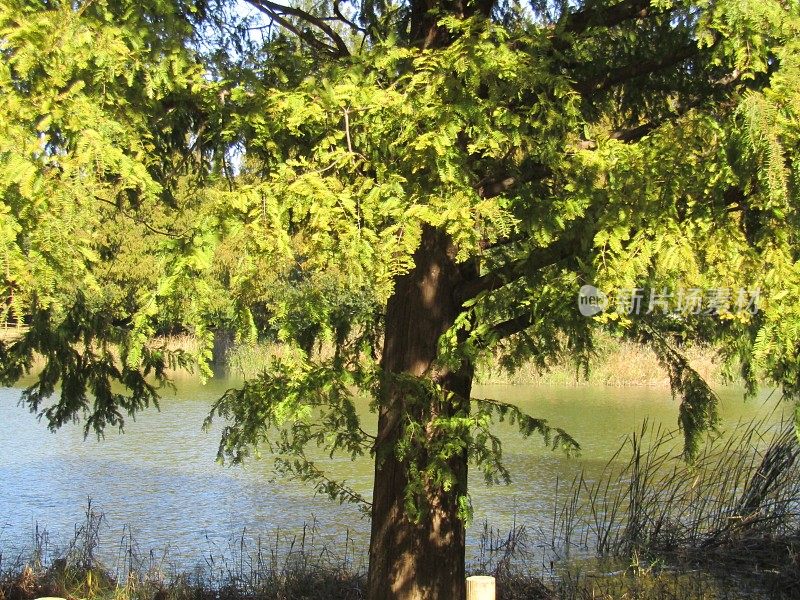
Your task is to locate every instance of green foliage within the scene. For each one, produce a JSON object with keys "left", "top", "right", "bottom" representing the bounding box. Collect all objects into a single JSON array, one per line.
[
  {"left": 205, "top": 348, "right": 375, "bottom": 509},
  {"left": 641, "top": 325, "right": 721, "bottom": 460},
  {"left": 470, "top": 396, "right": 580, "bottom": 482}
]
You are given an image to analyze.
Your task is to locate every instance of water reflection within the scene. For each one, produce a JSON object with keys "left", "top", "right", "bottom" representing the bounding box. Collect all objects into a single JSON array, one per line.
[{"left": 0, "top": 378, "right": 783, "bottom": 570}]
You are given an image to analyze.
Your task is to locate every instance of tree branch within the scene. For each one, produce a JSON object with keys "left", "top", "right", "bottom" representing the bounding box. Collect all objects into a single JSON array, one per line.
[
  {"left": 576, "top": 69, "right": 741, "bottom": 150},
  {"left": 454, "top": 228, "right": 584, "bottom": 305},
  {"left": 563, "top": 0, "right": 656, "bottom": 35},
  {"left": 94, "top": 195, "right": 185, "bottom": 239},
  {"left": 475, "top": 162, "right": 551, "bottom": 199},
  {"left": 489, "top": 312, "right": 536, "bottom": 341},
  {"left": 333, "top": 0, "right": 367, "bottom": 34},
  {"left": 245, "top": 0, "right": 350, "bottom": 57},
  {"left": 578, "top": 121, "right": 659, "bottom": 150},
  {"left": 575, "top": 40, "right": 701, "bottom": 95}
]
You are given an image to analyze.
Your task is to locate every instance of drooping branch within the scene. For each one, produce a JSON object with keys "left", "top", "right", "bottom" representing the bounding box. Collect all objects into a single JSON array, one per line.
[
  {"left": 471, "top": 395, "right": 580, "bottom": 454},
  {"left": 275, "top": 452, "right": 372, "bottom": 511},
  {"left": 245, "top": 0, "right": 350, "bottom": 57},
  {"left": 638, "top": 323, "right": 720, "bottom": 459}
]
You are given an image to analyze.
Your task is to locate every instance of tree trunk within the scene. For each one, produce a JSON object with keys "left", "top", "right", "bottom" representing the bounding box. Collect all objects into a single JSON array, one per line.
[
  {"left": 367, "top": 225, "right": 477, "bottom": 600},
  {"left": 367, "top": 0, "right": 494, "bottom": 594}
]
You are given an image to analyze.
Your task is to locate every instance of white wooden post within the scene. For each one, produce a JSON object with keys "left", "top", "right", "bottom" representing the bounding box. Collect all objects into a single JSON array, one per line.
[{"left": 466, "top": 575, "right": 496, "bottom": 600}]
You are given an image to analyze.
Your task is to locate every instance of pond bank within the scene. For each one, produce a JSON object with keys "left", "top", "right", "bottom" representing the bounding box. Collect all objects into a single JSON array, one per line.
[{"left": 2, "top": 510, "right": 796, "bottom": 600}]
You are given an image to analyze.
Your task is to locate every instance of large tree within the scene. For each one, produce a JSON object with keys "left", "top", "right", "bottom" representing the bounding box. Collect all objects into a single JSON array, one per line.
[{"left": 2, "top": 0, "right": 800, "bottom": 598}]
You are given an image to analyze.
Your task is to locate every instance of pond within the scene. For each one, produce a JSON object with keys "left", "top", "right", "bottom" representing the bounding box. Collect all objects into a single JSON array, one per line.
[{"left": 0, "top": 375, "right": 785, "bottom": 573}]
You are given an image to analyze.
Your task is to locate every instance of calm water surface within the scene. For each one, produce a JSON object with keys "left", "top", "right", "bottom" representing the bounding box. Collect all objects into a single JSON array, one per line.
[{"left": 0, "top": 376, "right": 784, "bottom": 570}]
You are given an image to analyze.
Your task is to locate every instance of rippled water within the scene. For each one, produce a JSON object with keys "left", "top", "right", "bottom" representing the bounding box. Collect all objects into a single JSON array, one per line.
[{"left": 0, "top": 376, "right": 783, "bottom": 570}]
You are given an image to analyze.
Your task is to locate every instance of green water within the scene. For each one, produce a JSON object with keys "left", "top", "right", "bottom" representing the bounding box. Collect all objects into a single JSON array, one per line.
[{"left": 0, "top": 376, "right": 785, "bottom": 571}]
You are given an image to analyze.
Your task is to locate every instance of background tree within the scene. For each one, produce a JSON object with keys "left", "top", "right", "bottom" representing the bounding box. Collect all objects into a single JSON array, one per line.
[{"left": 2, "top": 1, "right": 800, "bottom": 599}]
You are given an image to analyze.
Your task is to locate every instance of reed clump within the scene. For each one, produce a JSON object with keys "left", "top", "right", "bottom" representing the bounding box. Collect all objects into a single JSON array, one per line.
[
  {"left": 550, "top": 418, "right": 800, "bottom": 557},
  {"left": 542, "top": 416, "right": 800, "bottom": 598},
  {"left": 463, "top": 414, "right": 800, "bottom": 598},
  {"left": 0, "top": 502, "right": 116, "bottom": 600},
  {"left": 0, "top": 508, "right": 364, "bottom": 600}
]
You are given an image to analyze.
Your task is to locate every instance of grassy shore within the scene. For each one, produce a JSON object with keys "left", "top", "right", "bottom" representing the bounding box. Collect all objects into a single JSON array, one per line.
[
  {"left": 3, "top": 520, "right": 794, "bottom": 600},
  {"left": 209, "top": 333, "right": 727, "bottom": 387},
  {"left": 1, "top": 325, "right": 728, "bottom": 388},
  {"left": 474, "top": 337, "right": 725, "bottom": 387}
]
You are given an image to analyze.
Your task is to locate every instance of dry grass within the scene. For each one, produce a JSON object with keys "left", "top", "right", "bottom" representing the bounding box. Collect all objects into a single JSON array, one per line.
[
  {"left": 154, "top": 334, "right": 203, "bottom": 355},
  {"left": 0, "top": 325, "right": 27, "bottom": 343},
  {"left": 476, "top": 337, "right": 725, "bottom": 387},
  {"left": 3, "top": 327, "right": 726, "bottom": 388},
  {"left": 173, "top": 332, "right": 726, "bottom": 388},
  {"left": 0, "top": 504, "right": 365, "bottom": 600}
]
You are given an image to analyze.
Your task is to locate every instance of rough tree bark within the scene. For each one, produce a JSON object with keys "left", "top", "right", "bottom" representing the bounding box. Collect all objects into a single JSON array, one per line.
[{"left": 367, "top": 226, "right": 478, "bottom": 599}]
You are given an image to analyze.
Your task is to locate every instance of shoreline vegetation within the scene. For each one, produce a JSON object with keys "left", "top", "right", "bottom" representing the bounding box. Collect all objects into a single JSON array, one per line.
[
  {"left": 2, "top": 418, "right": 798, "bottom": 600},
  {"left": 151, "top": 331, "right": 727, "bottom": 388},
  {"left": 0, "top": 327, "right": 728, "bottom": 388}
]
